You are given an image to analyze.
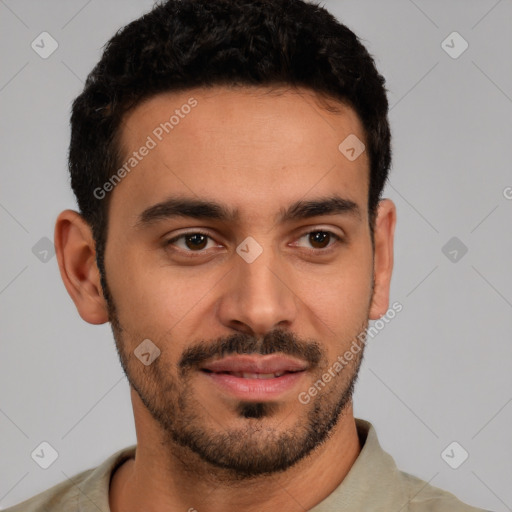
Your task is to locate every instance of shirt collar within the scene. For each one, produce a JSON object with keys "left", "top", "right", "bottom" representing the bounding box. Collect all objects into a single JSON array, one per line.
[
  {"left": 310, "top": 418, "right": 409, "bottom": 512},
  {"left": 77, "top": 418, "right": 405, "bottom": 511}
]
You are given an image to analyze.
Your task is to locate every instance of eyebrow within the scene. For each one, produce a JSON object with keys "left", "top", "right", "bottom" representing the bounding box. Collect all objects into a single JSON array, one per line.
[{"left": 135, "top": 195, "right": 360, "bottom": 228}]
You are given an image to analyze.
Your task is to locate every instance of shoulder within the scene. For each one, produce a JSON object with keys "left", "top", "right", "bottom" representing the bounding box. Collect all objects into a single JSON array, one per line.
[
  {"left": 399, "top": 470, "right": 491, "bottom": 512},
  {"left": 2, "top": 468, "right": 90, "bottom": 512},
  {"left": 2, "top": 445, "right": 136, "bottom": 512},
  {"left": 343, "top": 419, "right": 491, "bottom": 512}
]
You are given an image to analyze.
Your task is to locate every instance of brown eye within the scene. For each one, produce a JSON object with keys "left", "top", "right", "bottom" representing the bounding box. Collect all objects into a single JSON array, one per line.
[
  {"left": 166, "top": 232, "right": 214, "bottom": 252},
  {"left": 184, "top": 233, "right": 208, "bottom": 250},
  {"left": 308, "top": 231, "right": 331, "bottom": 249},
  {"left": 295, "top": 230, "right": 343, "bottom": 251}
]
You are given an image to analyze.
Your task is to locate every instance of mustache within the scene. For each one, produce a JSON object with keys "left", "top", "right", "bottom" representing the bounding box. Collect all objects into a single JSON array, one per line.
[{"left": 179, "top": 329, "right": 323, "bottom": 374}]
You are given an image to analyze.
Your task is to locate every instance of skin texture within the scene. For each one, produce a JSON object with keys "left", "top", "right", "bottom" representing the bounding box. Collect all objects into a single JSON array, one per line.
[{"left": 54, "top": 86, "right": 396, "bottom": 512}]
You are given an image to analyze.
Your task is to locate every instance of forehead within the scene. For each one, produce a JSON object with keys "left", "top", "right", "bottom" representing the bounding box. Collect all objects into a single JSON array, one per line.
[{"left": 111, "top": 86, "right": 370, "bottom": 226}]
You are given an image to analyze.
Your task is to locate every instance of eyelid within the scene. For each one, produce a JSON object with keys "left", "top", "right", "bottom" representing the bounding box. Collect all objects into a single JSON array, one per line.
[{"left": 165, "top": 229, "right": 219, "bottom": 249}]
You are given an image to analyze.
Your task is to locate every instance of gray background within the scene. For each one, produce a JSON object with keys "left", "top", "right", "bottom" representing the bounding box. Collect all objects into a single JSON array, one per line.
[{"left": 0, "top": 0, "right": 511, "bottom": 510}]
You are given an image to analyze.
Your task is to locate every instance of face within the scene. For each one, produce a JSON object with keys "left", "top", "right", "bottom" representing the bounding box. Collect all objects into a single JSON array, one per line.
[{"left": 99, "top": 86, "right": 389, "bottom": 477}]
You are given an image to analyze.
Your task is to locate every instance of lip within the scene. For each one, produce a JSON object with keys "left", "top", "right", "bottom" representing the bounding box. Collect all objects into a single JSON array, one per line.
[
  {"left": 201, "top": 354, "right": 308, "bottom": 374},
  {"left": 200, "top": 354, "right": 309, "bottom": 401}
]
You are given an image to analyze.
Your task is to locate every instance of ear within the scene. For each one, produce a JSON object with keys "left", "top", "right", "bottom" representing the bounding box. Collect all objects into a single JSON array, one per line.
[
  {"left": 54, "top": 210, "right": 109, "bottom": 324},
  {"left": 369, "top": 199, "right": 396, "bottom": 320}
]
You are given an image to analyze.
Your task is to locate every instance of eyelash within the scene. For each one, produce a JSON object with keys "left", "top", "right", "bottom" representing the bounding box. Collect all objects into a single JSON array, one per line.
[{"left": 165, "top": 230, "right": 344, "bottom": 257}]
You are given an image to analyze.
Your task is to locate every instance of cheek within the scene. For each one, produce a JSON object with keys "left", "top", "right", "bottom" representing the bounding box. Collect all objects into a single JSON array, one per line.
[
  {"left": 106, "top": 250, "right": 216, "bottom": 343},
  {"left": 298, "top": 248, "right": 373, "bottom": 332}
]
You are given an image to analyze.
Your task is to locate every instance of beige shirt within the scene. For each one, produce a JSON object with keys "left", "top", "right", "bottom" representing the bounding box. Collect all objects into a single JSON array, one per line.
[{"left": 4, "top": 419, "right": 487, "bottom": 511}]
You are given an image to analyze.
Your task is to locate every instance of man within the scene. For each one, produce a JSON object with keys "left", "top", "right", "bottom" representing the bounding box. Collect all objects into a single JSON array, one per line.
[{"left": 5, "top": 0, "right": 487, "bottom": 510}]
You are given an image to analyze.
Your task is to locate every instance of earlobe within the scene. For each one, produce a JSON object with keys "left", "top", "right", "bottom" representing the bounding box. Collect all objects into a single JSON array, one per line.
[
  {"left": 369, "top": 199, "right": 396, "bottom": 320},
  {"left": 54, "top": 210, "right": 109, "bottom": 325}
]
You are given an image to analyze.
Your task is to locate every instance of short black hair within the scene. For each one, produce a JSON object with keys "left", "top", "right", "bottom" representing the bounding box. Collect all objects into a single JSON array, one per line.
[{"left": 68, "top": 0, "right": 391, "bottom": 287}]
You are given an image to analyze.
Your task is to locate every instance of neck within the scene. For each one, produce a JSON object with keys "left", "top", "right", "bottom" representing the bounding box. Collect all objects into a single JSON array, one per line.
[{"left": 110, "top": 390, "right": 361, "bottom": 512}]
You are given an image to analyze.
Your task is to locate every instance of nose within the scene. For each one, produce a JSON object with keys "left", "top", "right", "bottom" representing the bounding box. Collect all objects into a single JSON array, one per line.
[{"left": 216, "top": 241, "right": 299, "bottom": 336}]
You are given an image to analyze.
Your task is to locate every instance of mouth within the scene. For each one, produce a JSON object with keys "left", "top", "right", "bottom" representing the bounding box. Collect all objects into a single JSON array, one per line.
[
  {"left": 202, "top": 370, "right": 295, "bottom": 379},
  {"left": 199, "top": 354, "right": 309, "bottom": 400},
  {"left": 200, "top": 353, "right": 308, "bottom": 374}
]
